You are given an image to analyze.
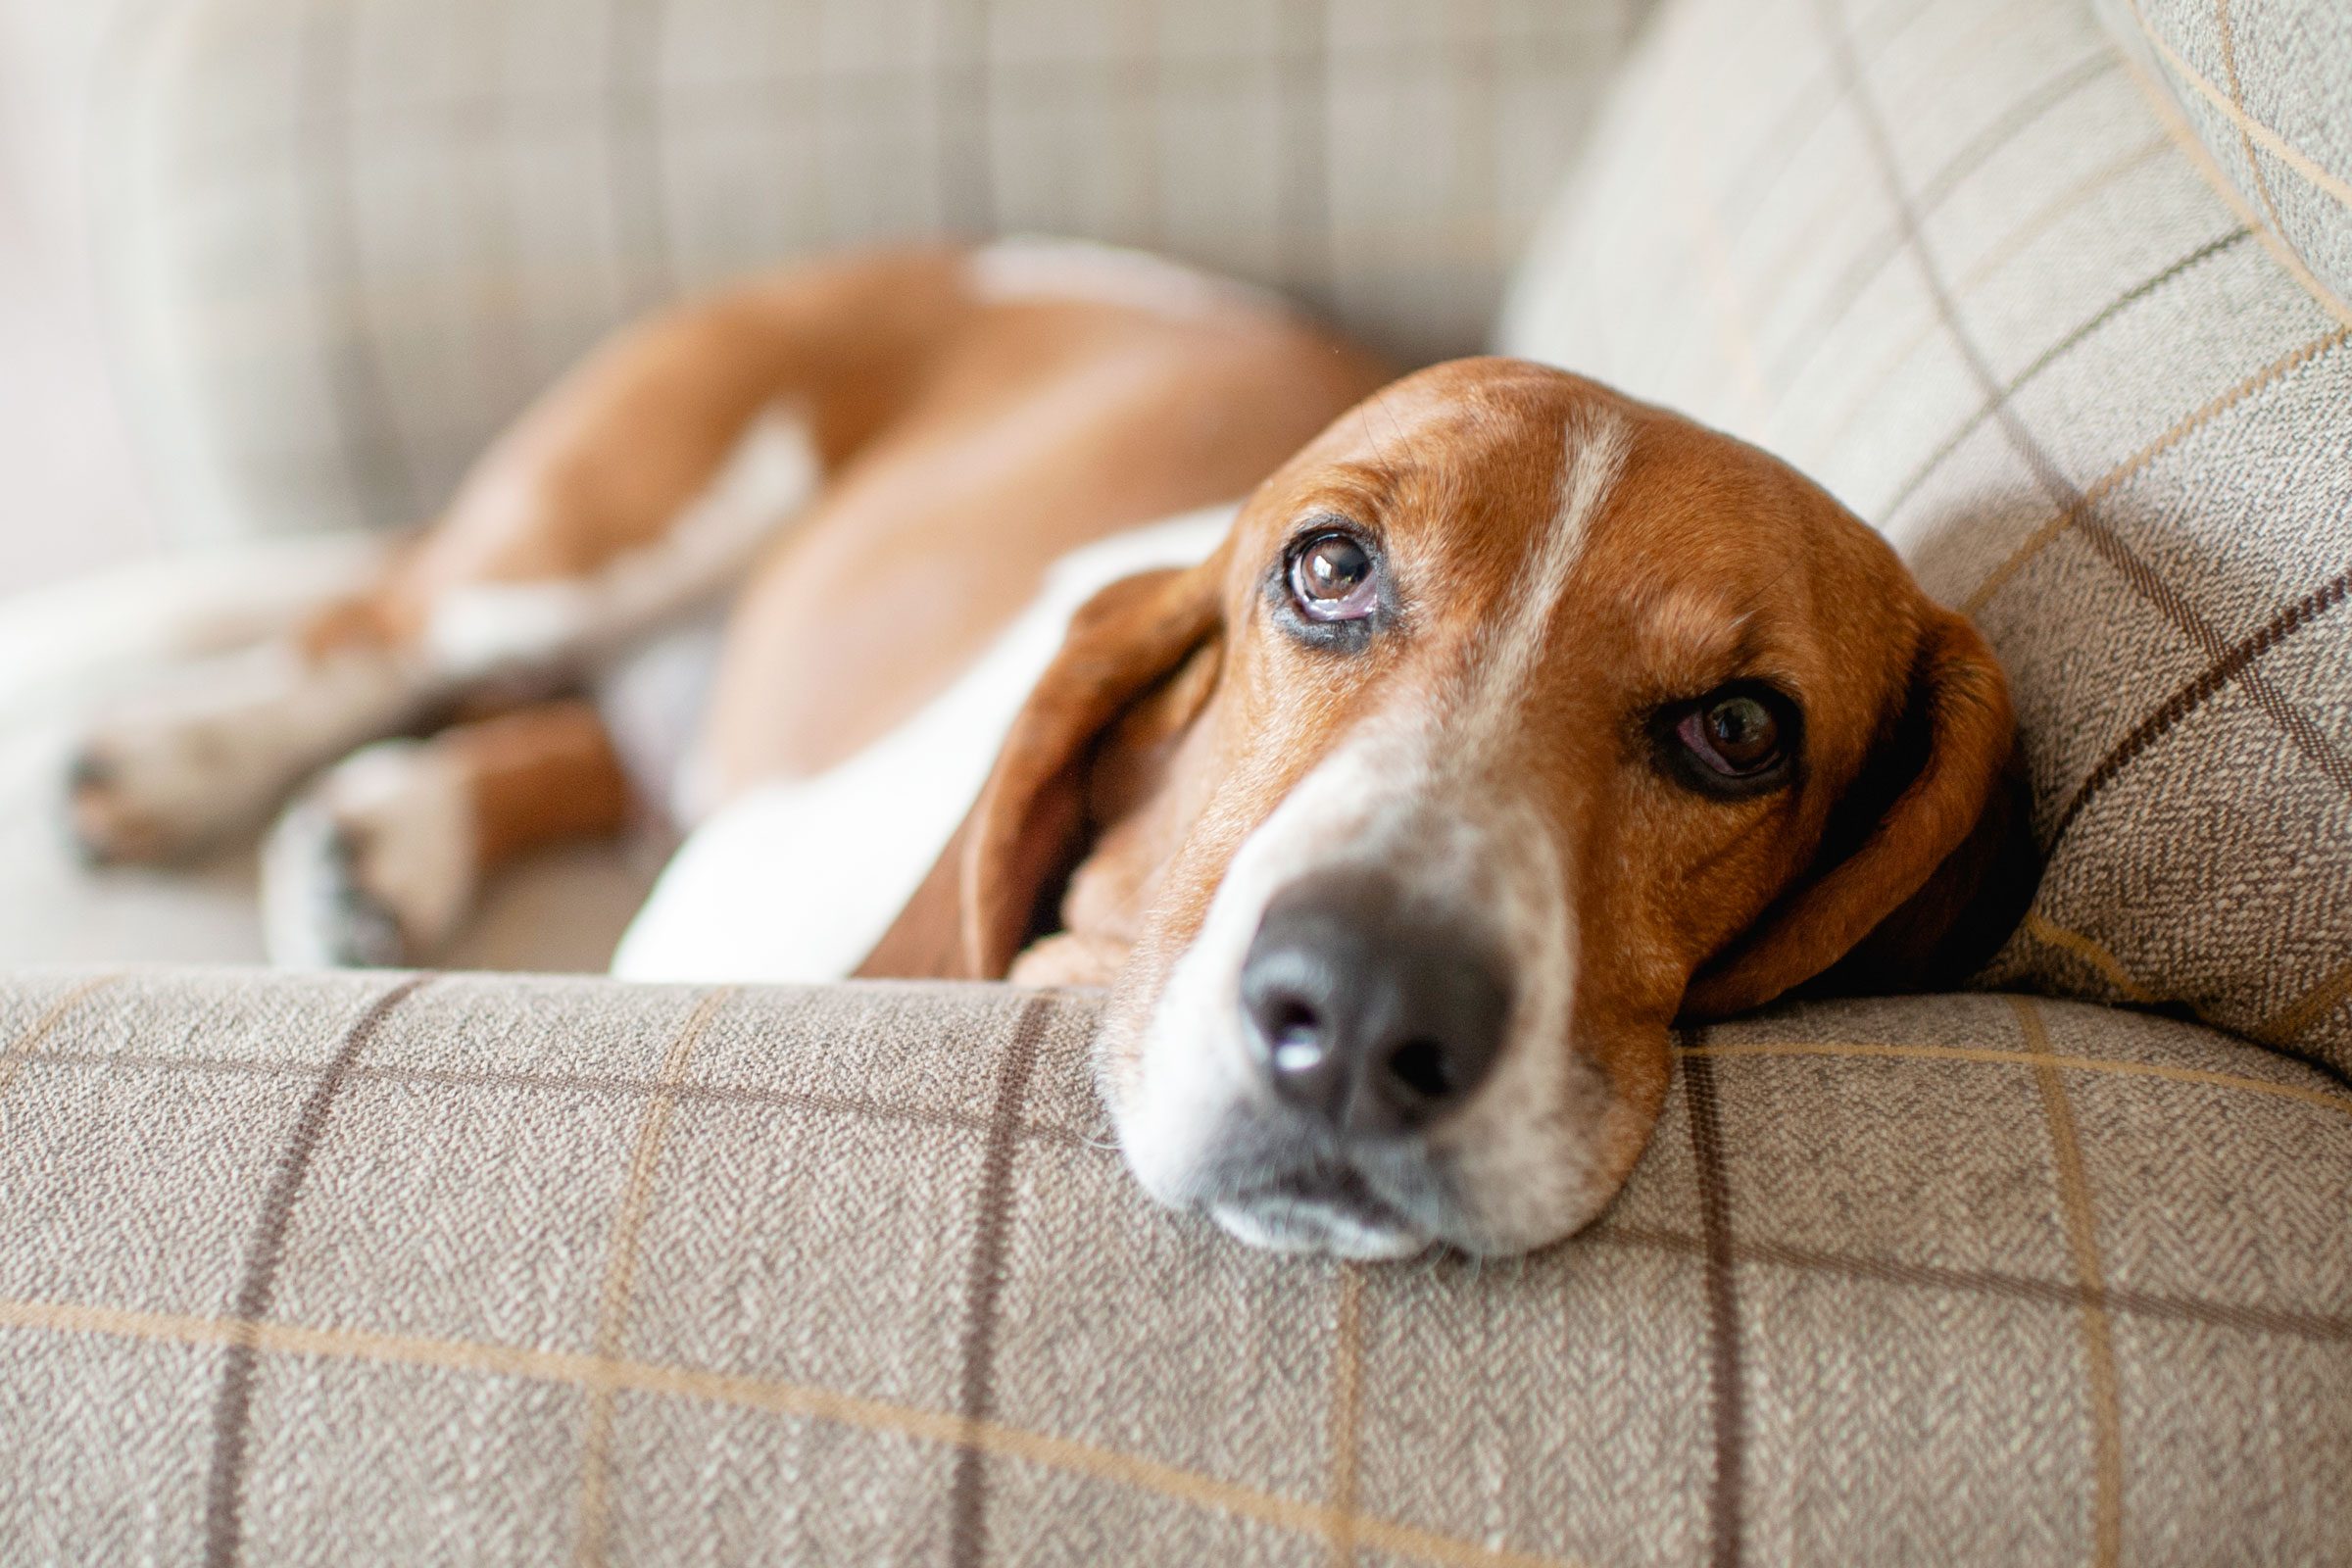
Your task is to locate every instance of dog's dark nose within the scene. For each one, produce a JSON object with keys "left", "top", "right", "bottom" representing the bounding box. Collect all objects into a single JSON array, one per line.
[{"left": 1239, "top": 869, "right": 1512, "bottom": 1137}]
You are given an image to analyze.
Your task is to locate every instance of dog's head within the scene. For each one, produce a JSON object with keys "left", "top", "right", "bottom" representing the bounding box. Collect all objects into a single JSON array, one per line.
[{"left": 887, "top": 358, "right": 2034, "bottom": 1257}]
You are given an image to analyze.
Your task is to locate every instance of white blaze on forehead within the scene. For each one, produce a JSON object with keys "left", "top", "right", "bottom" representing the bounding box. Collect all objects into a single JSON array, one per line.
[{"left": 1460, "top": 406, "right": 1632, "bottom": 725}]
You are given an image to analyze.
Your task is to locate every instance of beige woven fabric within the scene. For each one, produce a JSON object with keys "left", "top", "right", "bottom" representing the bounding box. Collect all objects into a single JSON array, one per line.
[
  {"left": 1499, "top": 0, "right": 2352, "bottom": 1076},
  {"left": 0, "top": 968, "right": 2344, "bottom": 1564},
  {"left": 92, "top": 0, "right": 1642, "bottom": 544},
  {"left": 2096, "top": 0, "right": 2352, "bottom": 315}
]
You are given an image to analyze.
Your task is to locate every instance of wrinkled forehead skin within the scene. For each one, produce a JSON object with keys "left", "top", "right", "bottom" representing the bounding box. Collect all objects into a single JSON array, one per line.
[{"left": 1096, "top": 357, "right": 1936, "bottom": 1228}]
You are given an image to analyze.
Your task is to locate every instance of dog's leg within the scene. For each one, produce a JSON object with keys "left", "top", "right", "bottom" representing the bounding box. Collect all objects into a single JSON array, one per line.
[
  {"left": 64, "top": 620, "right": 432, "bottom": 865},
  {"left": 263, "top": 699, "right": 633, "bottom": 965},
  {"left": 60, "top": 258, "right": 888, "bottom": 864}
]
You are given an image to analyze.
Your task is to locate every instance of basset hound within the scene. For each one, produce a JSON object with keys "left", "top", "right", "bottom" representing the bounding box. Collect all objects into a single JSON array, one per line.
[{"left": 65, "top": 240, "right": 2036, "bottom": 1257}]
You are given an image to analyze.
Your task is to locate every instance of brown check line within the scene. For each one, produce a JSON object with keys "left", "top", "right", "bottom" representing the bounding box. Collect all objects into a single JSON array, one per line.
[
  {"left": 1809, "top": 134, "right": 2175, "bottom": 463},
  {"left": 0, "top": 1297, "right": 1587, "bottom": 1568},
  {"left": 15, "top": 1046, "right": 1105, "bottom": 1152},
  {"left": 2047, "top": 565, "right": 2351, "bottom": 847},
  {"left": 2114, "top": 39, "right": 2352, "bottom": 333},
  {"left": 201, "top": 972, "right": 433, "bottom": 1568},
  {"left": 1818, "top": 2, "right": 2352, "bottom": 802},
  {"left": 1708, "top": 0, "right": 1964, "bottom": 291},
  {"left": 1763, "top": 48, "right": 2126, "bottom": 392},
  {"left": 0, "top": 973, "right": 121, "bottom": 1103},
  {"left": 1876, "top": 222, "right": 2256, "bottom": 520},
  {"left": 1680, "top": 1037, "right": 1744, "bottom": 1568},
  {"left": 1675, "top": 1038, "right": 2352, "bottom": 1121},
  {"left": 2126, "top": 0, "right": 2352, "bottom": 211},
  {"left": 573, "top": 986, "right": 735, "bottom": 1568},
  {"left": 1958, "top": 322, "right": 2351, "bottom": 614},
  {"left": 295, "top": 0, "right": 417, "bottom": 528},
  {"left": 1583, "top": 1226, "right": 2352, "bottom": 1346},
  {"left": 2013, "top": 997, "right": 2124, "bottom": 1568},
  {"left": 945, "top": 994, "right": 1054, "bottom": 1568},
  {"left": 32, "top": 1022, "right": 2348, "bottom": 1132}
]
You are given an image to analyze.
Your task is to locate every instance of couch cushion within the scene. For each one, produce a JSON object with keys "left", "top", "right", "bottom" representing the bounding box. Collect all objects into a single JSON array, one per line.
[
  {"left": 1499, "top": 0, "right": 2352, "bottom": 1077},
  {"left": 0, "top": 969, "right": 2343, "bottom": 1563},
  {"left": 2097, "top": 0, "right": 2352, "bottom": 313},
  {"left": 97, "top": 0, "right": 1646, "bottom": 543}
]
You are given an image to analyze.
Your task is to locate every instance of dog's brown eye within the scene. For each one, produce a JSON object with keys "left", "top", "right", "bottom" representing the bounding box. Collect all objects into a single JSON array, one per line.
[
  {"left": 1680, "top": 695, "right": 1782, "bottom": 775},
  {"left": 1289, "top": 533, "right": 1377, "bottom": 622}
]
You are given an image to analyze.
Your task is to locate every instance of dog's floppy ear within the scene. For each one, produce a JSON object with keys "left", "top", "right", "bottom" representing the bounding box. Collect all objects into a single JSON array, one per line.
[
  {"left": 856, "top": 559, "right": 1224, "bottom": 980},
  {"left": 1682, "top": 607, "right": 2037, "bottom": 1018}
]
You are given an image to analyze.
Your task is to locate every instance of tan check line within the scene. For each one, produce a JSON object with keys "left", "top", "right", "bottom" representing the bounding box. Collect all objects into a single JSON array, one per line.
[
  {"left": 1812, "top": 135, "right": 2172, "bottom": 463},
  {"left": 1961, "top": 322, "right": 2352, "bottom": 612},
  {"left": 2020, "top": 911, "right": 2352, "bottom": 1059},
  {"left": 0, "top": 973, "right": 119, "bottom": 1103},
  {"left": 2013, "top": 997, "right": 2124, "bottom": 1567},
  {"left": 0, "top": 1298, "right": 1586, "bottom": 1568},
  {"left": 2127, "top": 0, "right": 2352, "bottom": 211},
  {"left": 1675, "top": 1040, "right": 2352, "bottom": 1121},
  {"left": 573, "top": 986, "right": 735, "bottom": 1568},
  {"left": 2018, "top": 912, "right": 2162, "bottom": 1005},
  {"left": 2117, "top": 43, "right": 2352, "bottom": 330},
  {"left": 2256, "top": 959, "right": 2352, "bottom": 1049},
  {"left": 2212, "top": 0, "right": 2287, "bottom": 237}
]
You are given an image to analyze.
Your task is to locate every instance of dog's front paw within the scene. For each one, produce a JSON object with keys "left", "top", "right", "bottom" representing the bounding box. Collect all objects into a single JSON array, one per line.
[
  {"left": 262, "top": 741, "right": 477, "bottom": 967},
  {"left": 66, "top": 676, "right": 291, "bottom": 864},
  {"left": 64, "top": 645, "right": 416, "bottom": 864}
]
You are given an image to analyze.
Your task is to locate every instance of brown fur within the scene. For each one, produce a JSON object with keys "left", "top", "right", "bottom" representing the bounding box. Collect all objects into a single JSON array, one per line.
[
  {"left": 77, "top": 248, "right": 2031, "bottom": 1232},
  {"left": 894, "top": 360, "right": 2032, "bottom": 1211}
]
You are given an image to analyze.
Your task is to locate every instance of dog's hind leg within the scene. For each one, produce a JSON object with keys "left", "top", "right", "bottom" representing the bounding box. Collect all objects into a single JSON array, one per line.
[
  {"left": 56, "top": 252, "right": 939, "bottom": 863},
  {"left": 263, "top": 699, "right": 633, "bottom": 965}
]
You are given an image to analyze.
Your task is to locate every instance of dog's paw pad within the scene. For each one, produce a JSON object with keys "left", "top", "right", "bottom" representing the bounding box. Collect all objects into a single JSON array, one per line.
[{"left": 263, "top": 742, "right": 476, "bottom": 967}]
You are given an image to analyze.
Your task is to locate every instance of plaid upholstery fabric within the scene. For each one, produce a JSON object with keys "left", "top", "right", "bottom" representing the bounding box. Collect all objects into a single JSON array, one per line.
[
  {"left": 1498, "top": 0, "right": 2352, "bottom": 1077},
  {"left": 92, "top": 0, "right": 1643, "bottom": 544},
  {"left": 1, "top": 968, "right": 2345, "bottom": 1564},
  {"left": 2097, "top": 0, "right": 2352, "bottom": 314}
]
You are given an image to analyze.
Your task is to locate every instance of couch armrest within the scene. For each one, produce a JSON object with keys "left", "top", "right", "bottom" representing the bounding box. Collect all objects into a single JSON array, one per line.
[
  {"left": 3, "top": 967, "right": 2344, "bottom": 1561},
  {"left": 91, "top": 0, "right": 1645, "bottom": 544}
]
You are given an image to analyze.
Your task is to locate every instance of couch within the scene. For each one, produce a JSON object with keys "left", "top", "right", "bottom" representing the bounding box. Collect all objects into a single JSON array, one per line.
[{"left": 2, "top": 0, "right": 2345, "bottom": 1561}]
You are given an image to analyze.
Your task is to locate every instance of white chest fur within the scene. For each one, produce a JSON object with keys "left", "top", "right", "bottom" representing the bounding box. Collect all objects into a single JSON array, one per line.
[{"left": 608, "top": 507, "right": 1232, "bottom": 984}]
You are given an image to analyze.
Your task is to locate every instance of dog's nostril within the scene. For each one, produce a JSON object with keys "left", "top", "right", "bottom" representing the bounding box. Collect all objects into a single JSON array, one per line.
[
  {"left": 1240, "top": 869, "right": 1514, "bottom": 1138},
  {"left": 1385, "top": 1037, "right": 1453, "bottom": 1102},
  {"left": 1266, "top": 1000, "right": 1325, "bottom": 1071}
]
